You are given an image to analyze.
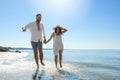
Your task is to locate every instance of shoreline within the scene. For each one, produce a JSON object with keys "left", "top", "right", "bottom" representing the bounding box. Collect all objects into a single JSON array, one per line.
[
  {"left": 0, "top": 52, "right": 81, "bottom": 80},
  {"left": 0, "top": 51, "right": 119, "bottom": 80},
  {"left": 0, "top": 52, "right": 16, "bottom": 59}
]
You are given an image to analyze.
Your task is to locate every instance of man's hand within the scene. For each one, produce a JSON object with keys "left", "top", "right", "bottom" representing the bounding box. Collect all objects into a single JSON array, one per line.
[
  {"left": 43, "top": 36, "right": 46, "bottom": 44},
  {"left": 22, "top": 27, "right": 26, "bottom": 32},
  {"left": 43, "top": 39, "right": 46, "bottom": 44}
]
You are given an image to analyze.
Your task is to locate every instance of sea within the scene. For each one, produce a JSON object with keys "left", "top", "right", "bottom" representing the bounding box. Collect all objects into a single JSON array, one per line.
[{"left": 0, "top": 49, "right": 120, "bottom": 80}]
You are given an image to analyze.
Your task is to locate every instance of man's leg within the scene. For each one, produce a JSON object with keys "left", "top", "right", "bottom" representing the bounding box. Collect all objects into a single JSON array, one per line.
[
  {"left": 31, "top": 42, "right": 39, "bottom": 68},
  {"left": 34, "top": 52, "right": 39, "bottom": 68},
  {"left": 39, "top": 48, "right": 45, "bottom": 66}
]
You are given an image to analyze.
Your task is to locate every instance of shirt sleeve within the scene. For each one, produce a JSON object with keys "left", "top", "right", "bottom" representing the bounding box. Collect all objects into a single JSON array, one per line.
[
  {"left": 41, "top": 24, "right": 46, "bottom": 37},
  {"left": 24, "top": 22, "right": 32, "bottom": 29}
]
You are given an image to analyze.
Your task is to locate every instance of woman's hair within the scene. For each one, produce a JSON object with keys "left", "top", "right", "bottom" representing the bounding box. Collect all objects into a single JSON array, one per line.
[{"left": 54, "top": 26, "right": 62, "bottom": 35}]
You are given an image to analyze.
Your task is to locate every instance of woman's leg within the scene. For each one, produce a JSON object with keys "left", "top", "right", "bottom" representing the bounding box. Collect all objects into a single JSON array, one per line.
[
  {"left": 55, "top": 55, "right": 58, "bottom": 68},
  {"left": 59, "top": 50, "right": 63, "bottom": 68}
]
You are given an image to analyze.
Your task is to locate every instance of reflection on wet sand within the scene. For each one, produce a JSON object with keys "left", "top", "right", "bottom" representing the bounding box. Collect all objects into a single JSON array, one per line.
[
  {"left": 57, "top": 69, "right": 81, "bottom": 80},
  {"left": 32, "top": 68, "right": 45, "bottom": 80},
  {"left": 38, "top": 69, "right": 45, "bottom": 80},
  {"left": 32, "top": 68, "right": 81, "bottom": 80},
  {"left": 32, "top": 68, "right": 39, "bottom": 80}
]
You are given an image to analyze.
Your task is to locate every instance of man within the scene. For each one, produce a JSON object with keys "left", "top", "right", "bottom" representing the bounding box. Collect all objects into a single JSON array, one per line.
[{"left": 22, "top": 13, "right": 46, "bottom": 68}]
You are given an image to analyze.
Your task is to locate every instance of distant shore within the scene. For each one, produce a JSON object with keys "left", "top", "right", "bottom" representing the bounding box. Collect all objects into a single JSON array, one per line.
[
  {"left": 1, "top": 46, "right": 120, "bottom": 51},
  {"left": 0, "top": 46, "right": 21, "bottom": 53}
]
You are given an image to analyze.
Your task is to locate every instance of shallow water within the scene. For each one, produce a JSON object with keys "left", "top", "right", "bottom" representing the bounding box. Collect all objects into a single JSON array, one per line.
[{"left": 0, "top": 49, "right": 120, "bottom": 80}]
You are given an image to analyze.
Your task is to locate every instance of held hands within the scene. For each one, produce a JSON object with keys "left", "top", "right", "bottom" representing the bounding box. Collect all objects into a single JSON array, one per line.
[
  {"left": 43, "top": 37, "right": 48, "bottom": 44},
  {"left": 44, "top": 39, "right": 49, "bottom": 44},
  {"left": 43, "top": 39, "right": 47, "bottom": 44}
]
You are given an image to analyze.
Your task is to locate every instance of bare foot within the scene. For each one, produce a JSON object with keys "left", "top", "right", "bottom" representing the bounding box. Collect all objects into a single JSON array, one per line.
[
  {"left": 56, "top": 66, "right": 59, "bottom": 69},
  {"left": 41, "top": 62, "right": 45, "bottom": 66},
  {"left": 37, "top": 64, "right": 39, "bottom": 69},
  {"left": 56, "top": 66, "right": 59, "bottom": 70},
  {"left": 60, "top": 64, "right": 62, "bottom": 68}
]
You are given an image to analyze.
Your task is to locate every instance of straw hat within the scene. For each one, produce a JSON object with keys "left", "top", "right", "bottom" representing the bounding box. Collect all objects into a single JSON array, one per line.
[{"left": 53, "top": 25, "right": 63, "bottom": 30}]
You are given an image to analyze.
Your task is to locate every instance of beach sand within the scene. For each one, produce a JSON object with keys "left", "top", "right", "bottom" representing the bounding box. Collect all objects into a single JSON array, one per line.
[
  {"left": 0, "top": 52, "right": 12, "bottom": 59},
  {"left": 0, "top": 52, "right": 119, "bottom": 80},
  {"left": 0, "top": 52, "right": 81, "bottom": 80}
]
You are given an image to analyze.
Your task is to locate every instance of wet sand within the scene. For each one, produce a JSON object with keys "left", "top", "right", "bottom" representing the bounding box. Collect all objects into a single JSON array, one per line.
[
  {"left": 0, "top": 52, "right": 12, "bottom": 59},
  {"left": 0, "top": 52, "right": 119, "bottom": 80},
  {"left": 0, "top": 61, "right": 81, "bottom": 80},
  {"left": 0, "top": 52, "right": 81, "bottom": 80}
]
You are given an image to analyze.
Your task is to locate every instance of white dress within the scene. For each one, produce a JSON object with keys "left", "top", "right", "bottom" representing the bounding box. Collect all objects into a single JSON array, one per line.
[{"left": 53, "top": 33, "right": 63, "bottom": 56}]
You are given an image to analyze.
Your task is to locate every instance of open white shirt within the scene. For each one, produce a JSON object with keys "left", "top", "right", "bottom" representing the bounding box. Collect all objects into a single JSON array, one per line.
[{"left": 25, "top": 21, "right": 45, "bottom": 42}]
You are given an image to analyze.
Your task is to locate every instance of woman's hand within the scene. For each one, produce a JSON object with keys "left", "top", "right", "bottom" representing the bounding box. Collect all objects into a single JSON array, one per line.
[{"left": 62, "top": 28, "right": 67, "bottom": 33}]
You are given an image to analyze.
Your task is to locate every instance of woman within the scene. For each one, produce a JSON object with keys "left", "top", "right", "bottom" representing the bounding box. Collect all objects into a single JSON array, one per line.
[{"left": 45, "top": 25, "right": 67, "bottom": 68}]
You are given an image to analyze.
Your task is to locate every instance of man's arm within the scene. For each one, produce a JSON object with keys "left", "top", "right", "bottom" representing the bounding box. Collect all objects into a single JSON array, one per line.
[
  {"left": 42, "top": 24, "right": 46, "bottom": 43},
  {"left": 22, "top": 22, "right": 32, "bottom": 32}
]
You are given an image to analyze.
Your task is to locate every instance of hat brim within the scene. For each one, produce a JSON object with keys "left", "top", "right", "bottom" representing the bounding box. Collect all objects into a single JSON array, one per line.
[{"left": 53, "top": 25, "right": 62, "bottom": 30}]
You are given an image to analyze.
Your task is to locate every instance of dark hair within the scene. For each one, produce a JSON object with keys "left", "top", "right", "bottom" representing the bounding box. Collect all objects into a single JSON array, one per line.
[
  {"left": 36, "top": 13, "right": 41, "bottom": 17},
  {"left": 55, "top": 27, "right": 62, "bottom": 35}
]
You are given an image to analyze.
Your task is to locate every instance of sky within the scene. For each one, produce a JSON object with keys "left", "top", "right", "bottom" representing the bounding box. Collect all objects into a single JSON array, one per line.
[{"left": 0, "top": 0, "right": 120, "bottom": 49}]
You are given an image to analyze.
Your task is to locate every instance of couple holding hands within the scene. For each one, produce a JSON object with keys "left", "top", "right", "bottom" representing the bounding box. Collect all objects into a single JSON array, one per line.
[{"left": 22, "top": 13, "right": 67, "bottom": 69}]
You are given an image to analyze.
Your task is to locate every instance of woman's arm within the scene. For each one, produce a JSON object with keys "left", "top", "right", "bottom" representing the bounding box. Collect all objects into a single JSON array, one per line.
[
  {"left": 61, "top": 27, "right": 67, "bottom": 34},
  {"left": 46, "top": 33, "right": 54, "bottom": 43}
]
